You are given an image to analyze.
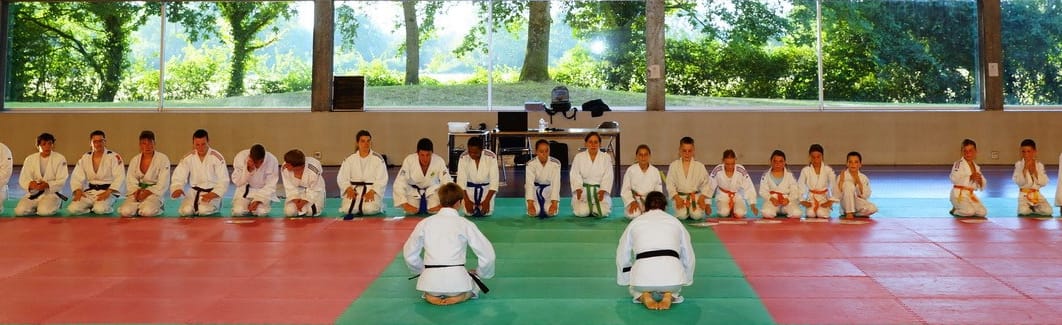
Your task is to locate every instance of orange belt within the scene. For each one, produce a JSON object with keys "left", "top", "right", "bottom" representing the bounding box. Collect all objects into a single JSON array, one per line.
[
  {"left": 769, "top": 191, "right": 786, "bottom": 206},
  {"left": 1020, "top": 188, "right": 1043, "bottom": 205},
  {"left": 953, "top": 185, "right": 980, "bottom": 203},
  {"left": 719, "top": 188, "right": 737, "bottom": 213},
  {"left": 809, "top": 189, "right": 828, "bottom": 211}
]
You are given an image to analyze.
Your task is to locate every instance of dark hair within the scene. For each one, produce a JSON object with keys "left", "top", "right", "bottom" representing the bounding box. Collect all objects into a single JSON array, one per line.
[
  {"left": 847, "top": 151, "right": 862, "bottom": 162},
  {"left": 535, "top": 139, "right": 550, "bottom": 150},
  {"left": 467, "top": 136, "right": 484, "bottom": 149},
  {"left": 961, "top": 138, "right": 977, "bottom": 148},
  {"left": 584, "top": 131, "right": 601, "bottom": 143},
  {"left": 37, "top": 132, "right": 56, "bottom": 145},
  {"left": 680, "top": 137, "right": 694, "bottom": 145},
  {"left": 809, "top": 144, "right": 824, "bottom": 155},
  {"left": 636, "top": 144, "right": 651, "bottom": 155},
  {"left": 249, "top": 144, "right": 266, "bottom": 161},
  {"left": 193, "top": 129, "right": 209, "bottom": 140},
  {"left": 89, "top": 130, "right": 106, "bottom": 139},
  {"left": 770, "top": 149, "right": 786, "bottom": 162},
  {"left": 437, "top": 183, "right": 464, "bottom": 208},
  {"left": 416, "top": 138, "right": 434, "bottom": 152},
  {"left": 138, "top": 130, "right": 156, "bottom": 142},
  {"left": 284, "top": 149, "right": 306, "bottom": 167},
  {"left": 722, "top": 149, "right": 736, "bottom": 159},
  {"left": 356, "top": 130, "right": 372, "bottom": 142},
  {"left": 1020, "top": 138, "right": 1036, "bottom": 149},
  {"left": 645, "top": 191, "right": 668, "bottom": 211}
]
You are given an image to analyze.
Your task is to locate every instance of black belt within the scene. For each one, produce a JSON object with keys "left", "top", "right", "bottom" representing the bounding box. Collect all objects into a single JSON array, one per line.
[
  {"left": 345, "top": 181, "right": 374, "bottom": 219},
  {"left": 408, "top": 264, "right": 489, "bottom": 293},
  {"left": 622, "top": 249, "right": 680, "bottom": 272},
  {"left": 192, "top": 186, "right": 214, "bottom": 214},
  {"left": 28, "top": 191, "right": 67, "bottom": 201},
  {"left": 88, "top": 183, "right": 119, "bottom": 197}
]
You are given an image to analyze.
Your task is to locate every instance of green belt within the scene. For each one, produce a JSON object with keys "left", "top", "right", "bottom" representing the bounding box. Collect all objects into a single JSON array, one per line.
[
  {"left": 678, "top": 191, "right": 699, "bottom": 216},
  {"left": 583, "top": 183, "right": 603, "bottom": 217}
]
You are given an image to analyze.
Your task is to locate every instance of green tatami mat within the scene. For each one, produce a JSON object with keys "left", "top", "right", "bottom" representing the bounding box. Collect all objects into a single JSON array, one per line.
[{"left": 335, "top": 205, "right": 776, "bottom": 325}]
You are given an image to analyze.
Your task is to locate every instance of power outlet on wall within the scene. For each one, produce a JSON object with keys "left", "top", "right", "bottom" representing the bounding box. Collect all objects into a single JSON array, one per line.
[
  {"left": 313, "top": 151, "right": 323, "bottom": 159},
  {"left": 990, "top": 151, "right": 999, "bottom": 160}
]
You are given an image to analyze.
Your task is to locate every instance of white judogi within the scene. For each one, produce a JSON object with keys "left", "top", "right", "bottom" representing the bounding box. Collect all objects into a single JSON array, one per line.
[
  {"left": 798, "top": 164, "right": 838, "bottom": 218},
  {"left": 15, "top": 152, "right": 68, "bottom": 216},
  {"left": 950, "top": 157, "right": 987, "bottom": 217},
  {"left": 337, "top": 150, "right": 388, "bottom": 215},
  {"left": 759, "top": 168, "right": 803, "bottom": 218},
  {"left": 0, "top": 143, "right": 12, "bottom": 214},
  {"left": 282, "top": 157, "right": 326, "bottom": 217},
  {"left": 403, "top": 207, "right": 496, "bottom": 297},
  {"left": 708, "top": 164, "right": 757, "bottom": 218},
  {"left": 570, "top": 151, "right": 614, "bottom": 217},
  {"left": 616, "top": 209, "right": 695, "bottom": 303},
  {"left": 118, "top": 152, "right": 171, "bottom": 217},
  {"left": 837, "top": 170, "right": 877, "bottom": 216},
  {"left": 525, "top": 156, "right": 562, "bottom": 218},
  {"left": 665, "top": 159, "right": 710, "bottom": 220},
  {"left": 1013, "top": 159, "right": 1051, "bottom": 216},
  {"left": 230, "top": 149, "right": 280, "bottom": 217},
  {"left": 620, "top": 164, "right": 663, "bottom": 219},
  {"left": 67, "top": 149, "right": 125, "bottom": 215},
  {"left": 171, "top": 149, "right": 229, "bottom": 216},
  {"left": 456, "top": 150, "right": 499, "bottom": 217},
  {"left": 393, "top": 153, "right": 452, "bottom": 215}
]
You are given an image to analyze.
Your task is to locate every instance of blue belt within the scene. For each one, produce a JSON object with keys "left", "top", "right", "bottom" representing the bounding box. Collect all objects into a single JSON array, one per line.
[
  {"left": 410, "top": 184, "right": 429, "bottom": 214},
  {"left": 466, "top": 182, "right": 489, "bottom": 217},
  {"left": 534, "top": 182, "right": 550, "bottom": 219}
]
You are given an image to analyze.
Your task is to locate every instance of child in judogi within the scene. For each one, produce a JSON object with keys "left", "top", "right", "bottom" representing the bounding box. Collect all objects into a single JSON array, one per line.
[
  {"left": 67, "top": 130, "right": 125, "bottom": 215},
  {"left": 950, "top": 139, "right": 987, "bottom": 217},
  {"left": 281, "top": 149, "right": 326, "bottom": 217},
  {"left": 759, "top": 150, "right": 802, "bottom": 219},
  {"left": 666, "top": 137, "right": 710, "bottom": 220},
  {"left": 456, "top": 137, "right": 499, "bottom": 217},
  {"left": 403, "top": 183, "right": 496, "bottom": 306},
  {"left": 118, "top": 131, "right": 170, "bottom": 217},
  {"left": 338, "top": 130, "right": 388, "bottom": 218},
  {"left": 0, "top": 142, "right": 11, "bottom": 215},
  {"left": 394, "top": 138, "right": 452, "bottom": 215},
  {"left": 571, "top": 132, "right": 614, "bottom": 217},
  {"left": 171, "top": 129, "right": 229, "bottom": 217},
  {"left": 230, "top": 144, "right": 279, "bottom": 217},
  {"left": 616, "top": 191, "right": 695, "bottom": 310},
  {"left": 707, "top": 149, "right": 758, "bottom": 218},
  {"left": 525, "top": 139, "right": 561, "bottom": 218},
  {"left": 621, "top": 144, "right": 663, "bottom": 219},
  {"left": 837, "top": 151, "right": 877, "bottom": 218},
  {"left": 15, "top": 133, "right": 68, "bottom": 216},
  {"left": 1013, "top": 139, "right": 1052, "bottom": 216},
  {"left": 798, "top": 144, "right": 837, "bottom": 219}
]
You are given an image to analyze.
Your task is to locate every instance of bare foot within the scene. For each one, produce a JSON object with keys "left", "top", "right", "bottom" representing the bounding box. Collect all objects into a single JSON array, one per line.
[
  {"left": 425, "top": 294, "right": 447, "bottom": 305},
  {"left": 659, "top": 292, "right": 673, "bottom": 310},
  {"left": 640, "top": 292, "right": 659, "bottom": 310},
  {"left": 442, "top": 292, "right": 472, "bottom": 305}
]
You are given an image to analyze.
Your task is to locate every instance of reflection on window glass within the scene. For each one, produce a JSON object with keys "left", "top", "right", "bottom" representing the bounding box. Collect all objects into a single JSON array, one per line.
[{"left": 1002, "top": 0, "right": 1062, "bottom": 106}]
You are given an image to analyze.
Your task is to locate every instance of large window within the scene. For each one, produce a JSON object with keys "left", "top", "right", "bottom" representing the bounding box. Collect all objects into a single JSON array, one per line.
[
  {"left": 4, "top": 1, "right": 312, "bottom": 110},
  {"left": 1001, "top": 0, "right": 1062, "bottom": 107}
]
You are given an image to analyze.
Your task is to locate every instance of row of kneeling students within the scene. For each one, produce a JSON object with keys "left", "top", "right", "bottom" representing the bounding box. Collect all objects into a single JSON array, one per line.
[{"left": 0, "top": 130, "right": 1052, "bottom": 219}]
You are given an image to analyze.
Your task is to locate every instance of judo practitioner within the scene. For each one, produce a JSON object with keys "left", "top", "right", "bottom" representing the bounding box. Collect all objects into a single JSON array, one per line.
[
  {"left": 616, "top": 191, "right": 695, "bottom": 310},
  {"left": 571, "top": 132, "right": 614, "bottom": 217},
  {"left": 665, "top": 137, "right": 711, "bottom": 220},
  {"left": 621, "top": 144, "right": 663, "bottom": 219},
  {"left": 230, "top": 144, "right": 280, "bottom": 217},
  {"left": 758, "top": 150, "right": 803, "bottom": 219},
  {"left": 456, "top": 137, "right": 499, "bottom": 217},
  {"left": 171, "top": 129, "right": 229, "bottom": 217},
  {"left": 338, "top": 130, "right": 388, "bottom": 217},
  {"left": 525, "top": 139, "right": 562, "bottom": 218},
  {"left": 950, "top": 139, "right": 987, "bottom": 217},
  {"left": 394, "top": 138, "right": 452, "bottom": 215},
  {"left": 15, "top": 133, "right": 68, "bottom": 216},
  {"left": 281, "top": 149, "right": 326, "bottom": 217},
  {"left": 118, "top": 131, "right": 170, "bottom": 217},
  {"left": 707, "top": 149, "right": 758, "bottom": 218},
  {"left": 67, "top": 130, "right": 125, "bottom": 215}
]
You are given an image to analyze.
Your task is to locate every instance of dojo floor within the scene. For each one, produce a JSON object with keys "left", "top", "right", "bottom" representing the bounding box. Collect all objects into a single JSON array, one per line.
[{"left": 2, "top": 165, "right": 1062, "bottom": 324}]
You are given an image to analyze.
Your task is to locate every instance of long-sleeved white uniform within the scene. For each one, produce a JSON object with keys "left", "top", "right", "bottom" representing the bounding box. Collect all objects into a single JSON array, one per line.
[
  {"left": 707, "top": 164, "right": 757, "bottom": 218},
  {"left": 570, "top": 151, "right": 614, "bottom": 217},
  {"left": 171, "top": 149, "right": 229, "bottom": 216},
  {"left": 837, "top": 170, "right": 877, "bottom": 216},
  {"left": 456, "top": 149, "right": 499, "bottom": 216},
  {"left": 118, "top": 152, "right": 171, "bottom": 217},
  {"left": 67, "top": 149, "right": 125, "bottom": 215},
  {"left": 403, "top": 207, "right": 496, "bottom": 296},
  {"left": 759, "top": 168, "right": 803, "bottom": 218},
  {"left": 1013, "top": 158, "right": 1051, "bottom": 216},
  {"left": 798, "top": 164, "right": 838, "bottom": 218},
  {"left": 0, "top": 143, "right": 12, "bottom": 214},
  {"left": 337, "top": 150, "right": 388, "bottom": 215},
  {"left": 621, "top": 164, "right": 663, "bottom": 219},
  {"left": 282, "top": 157, "right": 326, "bottom": 217},
  {"left": 616, "top": 209, "right": 695, "bottom": 302},
  {"left": 525, "top": 156, "right": 562, "bottom": 218},
  {"left": 950, "top": 157, "right": 987, "bottom": 217},
  {"left": 230, "top": 149, "right": 280, "bottom": 216},
  {"left": 665, "top": 159, "right": 711, "bottom": 220},
  {"left": 393, "top": 153, "right": 452, "bottom": 214},
  {"left": 15, "top": 152, "right": 68, "bottom": 216}
]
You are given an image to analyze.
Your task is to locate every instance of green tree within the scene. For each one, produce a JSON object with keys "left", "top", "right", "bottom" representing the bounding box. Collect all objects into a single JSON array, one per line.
[
  {"left": 455, "top": 0, "right": 551, "bottom": 82},
  {"left": 1002, "top": 0, "right": 1062, "bottom": 104}
]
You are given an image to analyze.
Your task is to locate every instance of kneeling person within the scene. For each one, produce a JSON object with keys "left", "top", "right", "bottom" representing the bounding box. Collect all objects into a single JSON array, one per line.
[
  {"left": 68, "top": 130, "right": 125, "bottom": 215},
  {"left": 281, "top": 149, "right": 326, "bottom": 217},
  {"left": 617, "top": 191, "right": 695, "bottom": 310},
  {"left": 231, "top": 144, "right": 280, "bottom": 217},
  {"left": 456, "top": 137, "right": 498, "bottom": 217}
]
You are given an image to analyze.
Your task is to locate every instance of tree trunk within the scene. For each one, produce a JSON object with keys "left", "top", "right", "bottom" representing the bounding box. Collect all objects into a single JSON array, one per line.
[
  {"left": 227, "top": 36, "right": 250, "bottom": 97},
  {"left": 98, "top": 14, "right": 127, "bottom": 102},
  {"left": 403, "top": 0, "right": 420, "bottom": 85},
  {"left": 519, "top": 1, "right": 551, "bottom": 82}
]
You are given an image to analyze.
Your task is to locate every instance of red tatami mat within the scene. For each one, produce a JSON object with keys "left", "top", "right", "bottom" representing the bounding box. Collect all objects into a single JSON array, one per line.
[
  {"left": 714, "top": 218, "right": 1062, "bottom": 324},
  {"left": 0, "top": 217, "right": 417, "bottom": 324}
]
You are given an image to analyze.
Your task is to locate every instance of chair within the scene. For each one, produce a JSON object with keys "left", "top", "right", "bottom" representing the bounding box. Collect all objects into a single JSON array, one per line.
[
  {"left": 580, "top": 121, "right": 619, "bottom": 155},
  {"left": 497, "top": 136, "right": 531, "bottom": 183}
]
